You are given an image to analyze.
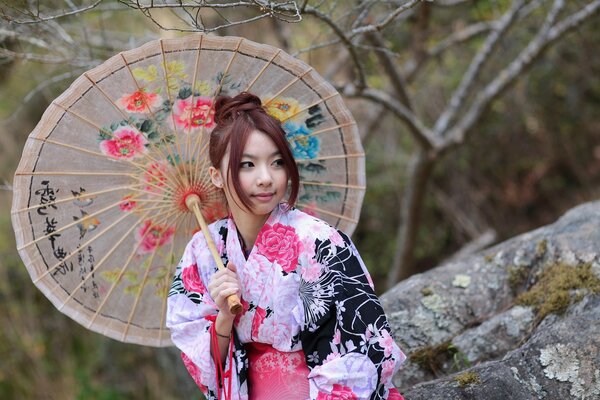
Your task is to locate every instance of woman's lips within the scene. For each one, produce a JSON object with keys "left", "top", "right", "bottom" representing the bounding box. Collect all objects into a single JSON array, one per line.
[{"left": 252, "top": 193, "right": 274, "bottom": 202}]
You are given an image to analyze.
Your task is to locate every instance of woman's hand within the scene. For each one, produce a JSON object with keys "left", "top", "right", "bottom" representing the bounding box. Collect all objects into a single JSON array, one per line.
[{"left": 208, "top": 262, "right": 240, "bottom": 320}]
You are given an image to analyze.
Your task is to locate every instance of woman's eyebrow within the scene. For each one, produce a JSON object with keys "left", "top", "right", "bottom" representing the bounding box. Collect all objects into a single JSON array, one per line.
[{"left": 241, "top": 151, "right": 281, "bottom": 159}]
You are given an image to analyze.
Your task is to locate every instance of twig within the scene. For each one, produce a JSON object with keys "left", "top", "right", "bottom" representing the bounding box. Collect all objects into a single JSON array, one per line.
[
  {"left": 447, "top": 0, "right": 598, "bottom": 145},
  {"left": 3, "top": 0, "right": 103, "bottom": 24},
  {"left": 350, "top": 0, "right": 422, "bottom": 37},
  {"left": 365, "top": 30, "right": 413, "bottom": 110},
  {"left": 433, "top": 0, "right": 526, "bottom": 137},
  {"left": 357, "top": 88, "right": 436, "bottom": 149}
]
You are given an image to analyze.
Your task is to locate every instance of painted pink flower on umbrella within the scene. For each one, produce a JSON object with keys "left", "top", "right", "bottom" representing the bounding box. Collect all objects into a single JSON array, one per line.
[
  {"left": 316, "top": 384, "right": 358, "bottom": 400},
  {"left": 255, "top": 223, "right": 301, "bottom": 273},
  {"left": 100, "top": 126, "right": 148, "bottom": 159},
  {"left": 136, "top": 220, "right": 175, "bottom": 254},
  {"left": 172, "top": 96, "right": 215, "bottom": 130},
  {"left": 118, "top": 89, "right": 163, "bottom": 113},
  {"left": 143, "top": 161, "right": 169, "bottom": 192},
  {"left": 182, "top": 264, "right": 207, "bottom": 294}
]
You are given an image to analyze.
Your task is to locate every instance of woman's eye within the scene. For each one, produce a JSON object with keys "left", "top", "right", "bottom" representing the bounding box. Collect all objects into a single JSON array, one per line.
[
  {"left": 240, "top": 161, "right": 254, "bottom": 168},
  {"left": 273, "top": 159, "right": 285, "bottom": 167}
]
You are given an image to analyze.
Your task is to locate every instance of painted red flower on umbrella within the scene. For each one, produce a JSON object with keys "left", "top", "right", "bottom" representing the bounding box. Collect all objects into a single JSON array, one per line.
[
  {"left": 118, "top": 89, "right": 163, "bottom": 113},
  {"left": 119, "top": 195, "right": 137, "bottom": 211},
  {"left": 136, "top": 220, "right": 175, "bottom": 254},
  {"left": 172, "top": 96, "right": 215, "bottom": 130},
  {"left": 100, "top": 125, "right": 148, "bottom": 159}
]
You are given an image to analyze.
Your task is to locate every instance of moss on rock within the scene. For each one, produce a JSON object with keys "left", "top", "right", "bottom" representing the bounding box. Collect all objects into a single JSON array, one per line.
[{"left": 516, "top": 262, "right": 600, "bottom": 320}]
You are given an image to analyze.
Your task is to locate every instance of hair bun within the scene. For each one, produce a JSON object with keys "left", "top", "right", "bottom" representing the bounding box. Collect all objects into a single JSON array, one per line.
[{"left": 214, "top": 92, "right": 265, "bottom": 124}]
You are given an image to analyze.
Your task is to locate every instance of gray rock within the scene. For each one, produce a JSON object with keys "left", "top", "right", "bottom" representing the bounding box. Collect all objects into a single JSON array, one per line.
[{"left": 382, "top": 201, "right": 600, "bottom": 398}]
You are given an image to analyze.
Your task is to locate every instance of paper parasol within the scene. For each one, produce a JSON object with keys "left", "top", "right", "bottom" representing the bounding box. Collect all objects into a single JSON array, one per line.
[{"left": 11, "top": 34, "right": 365, "bottom": 347}]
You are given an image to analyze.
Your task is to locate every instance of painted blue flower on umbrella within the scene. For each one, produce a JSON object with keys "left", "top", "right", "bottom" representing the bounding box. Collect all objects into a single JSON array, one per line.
[{"left": 284, "top": 121, "right": 321, "bottom": 160}]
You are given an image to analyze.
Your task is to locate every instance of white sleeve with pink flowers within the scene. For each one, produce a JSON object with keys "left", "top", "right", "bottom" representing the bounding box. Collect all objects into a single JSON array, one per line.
[{"left": 166, "top": 233, "right": 221, "bottom": 397}]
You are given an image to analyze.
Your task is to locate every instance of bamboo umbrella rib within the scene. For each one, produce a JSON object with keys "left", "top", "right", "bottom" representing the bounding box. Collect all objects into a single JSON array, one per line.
[
  {"left": 156, "top": 41, "right": 189, "bottom": 188},
  {"left": 300, "top": 180, "right": 366, "bottom": 190},
  {"left": 87, "top": 207, "right": 180, "bottom": 328},
  {"left": 19, "top": 191, "right": 160, "bottom": 251},
  {"left": 118, "top": 53, "right": 190, "bottom": 193},
  {"left": 295, "top": 153, "right": 364, "bottom": 162},
  {"left": 184, "top": 35, "right": 204, "bottom": 194},
  {"left": 12, "top": 184, "right": 138, "bottom": 215},
  {"left": 296, "top": 202, "right": 358, "bottom": 223},
  {"left": 306, "top": 122, "right": 356, "bottom": 138},
  {"left": 244, "top": 49, "right": 282, "bottom": 93},
  {"left": 280, "top": 92, "right": 339, "bottom": 124},
  {"left": 122, "top": 211, "right": 184, "bottom": 341},
  {"left": 82, "top": 73, "right": 130, "bottom": 121},
  {"left": 262, "top": 67, "right": 314, "bottom": 106},
  {"left": 18, "top": 166, "right": 184, "bottom": 201},
  {"left": 56, "top": 209, "right": 153, "bottom": 311},
  {"left": 191, "top": 38, "right": 244, "bottom": 187},
  {"left": 17, "top": 171, "right": 135, "bottom": 177},
  {"left": 29, "top": 136, "right": 149, "bottom": 170},
  {"left": 52, "top": 102, "right": 185, "bottom": 197}
]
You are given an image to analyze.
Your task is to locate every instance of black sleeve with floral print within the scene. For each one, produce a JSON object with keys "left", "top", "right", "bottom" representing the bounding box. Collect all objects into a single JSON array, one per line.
[{"left": 298, "top": 231, "right": 400, "bottom": 399}]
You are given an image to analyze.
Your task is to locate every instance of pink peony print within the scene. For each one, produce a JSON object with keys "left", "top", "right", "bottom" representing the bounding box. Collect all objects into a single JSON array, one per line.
[
  {"left": 100, "top": 125, "right": 148, "bottom": 159},
  {"left": 317, "top": 384, "right": 358, "bottom": 400},
  {"left": 143, "top": 161, "right": 169, "bottom": 192},
  {"left": 172, "top": 96, "right": 215, "bottom": 130},
  {"left": 119, "top": 194, "right": 137, "bottom": 211},
  {"left": 332, "top": 329, "right": 341, "bottom": 345},
  {"left": 182, "top": 264, "right": 207, "bottom": 294},
  {"left": 381, "top": 359, "right": 396, "bottom": 385},
  {"left": 388, "top": 388, "right": 405, "bottom": 400},
  {"left": 118, "top": 89, "right": 163, "bottom": 113},
  {"left": 255, "top": 223, "right": 301, "bottom": 273},
  {"left": 181, "top": 352, "right": 207, "bottom": 391},
  {"left": 378, "top": 330, "right": 396, "bottom": 358},
  {"left": 252, "top": 306, "right": 267, "bottom": 339},
  {"left": 136, "top": 220, "right": 175, "bottom": 254},
  {"left": 301, "top": 259, "right": 322, "bottom": 282}
]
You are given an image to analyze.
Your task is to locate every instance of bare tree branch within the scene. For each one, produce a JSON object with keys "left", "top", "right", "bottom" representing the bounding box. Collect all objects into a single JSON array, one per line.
[
  {"left": 1, "top": 0, "right": 103, "bottom": 24},
  {"left": 433, "top": 0, "right": 526, "bottom": 137},
  {"left": 365, "top": 30, "right": 413, "bottom": 110},
  {"left": 350, "top": 0, "right": 422, "bottom": 37},
  {"left": 356, "top": 87, "right": 436, "bottom": 149},
  {"left": 448, "top": 0, "right": 599, "bottom": 145},
  {"left": 303, "top": 6, "right": 368, "bottom": 89}
]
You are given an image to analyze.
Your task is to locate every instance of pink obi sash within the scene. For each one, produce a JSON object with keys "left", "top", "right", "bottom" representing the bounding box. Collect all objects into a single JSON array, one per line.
[{"left": 246, "top": 342, "right": 310, "bottom": 400}]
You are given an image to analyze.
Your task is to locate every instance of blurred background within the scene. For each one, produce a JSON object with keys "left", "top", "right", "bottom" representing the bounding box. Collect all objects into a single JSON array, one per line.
[{"left": 1, "top": 0, "right": 599, "bottom": 398}]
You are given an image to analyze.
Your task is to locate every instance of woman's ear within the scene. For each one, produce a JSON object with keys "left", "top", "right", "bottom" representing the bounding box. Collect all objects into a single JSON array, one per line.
[{"left": 209, "top": 166, "right": 224, "bottom": 188}]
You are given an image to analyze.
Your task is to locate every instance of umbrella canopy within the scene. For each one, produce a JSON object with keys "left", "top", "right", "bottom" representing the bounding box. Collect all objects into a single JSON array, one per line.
[{"left": 11, "top": 34, "right": 365, "bottom": 347}]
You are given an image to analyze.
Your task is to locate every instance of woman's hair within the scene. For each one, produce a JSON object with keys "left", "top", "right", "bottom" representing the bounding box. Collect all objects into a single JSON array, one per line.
[{"left": 209, "top": 91, "right": 300, "bottom": 211}]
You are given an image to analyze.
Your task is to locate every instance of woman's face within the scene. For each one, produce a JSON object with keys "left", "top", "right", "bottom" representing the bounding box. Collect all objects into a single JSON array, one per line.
[{"left": 210, "top": 129, "right": 289, "bottom": 222}]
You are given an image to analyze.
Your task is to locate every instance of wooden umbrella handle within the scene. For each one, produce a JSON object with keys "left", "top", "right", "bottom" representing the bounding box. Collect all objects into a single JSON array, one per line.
[{"left": 185, "top": 194, "right": 243, "bottom": 315}]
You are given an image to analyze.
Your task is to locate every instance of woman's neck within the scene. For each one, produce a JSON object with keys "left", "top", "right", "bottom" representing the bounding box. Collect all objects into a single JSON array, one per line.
[{"left": 230, "top": 209, "right": 270, "bottom": 250}]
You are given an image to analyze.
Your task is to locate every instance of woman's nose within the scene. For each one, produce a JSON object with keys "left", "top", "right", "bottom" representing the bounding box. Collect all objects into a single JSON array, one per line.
[{"left": 256, "top": 166, "right": 273, "bottom": 186}]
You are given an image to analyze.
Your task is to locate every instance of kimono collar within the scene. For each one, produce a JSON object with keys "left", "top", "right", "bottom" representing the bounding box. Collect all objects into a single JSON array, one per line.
[{"left": 226, "top": 204, "right": 286, "bottom": 262}]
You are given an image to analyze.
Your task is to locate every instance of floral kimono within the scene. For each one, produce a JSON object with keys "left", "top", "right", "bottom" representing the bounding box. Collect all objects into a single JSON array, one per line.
[{"left": 166, "top": 204, "right": 406, "bottom": 399}]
